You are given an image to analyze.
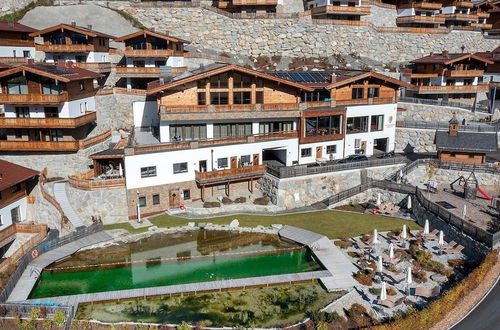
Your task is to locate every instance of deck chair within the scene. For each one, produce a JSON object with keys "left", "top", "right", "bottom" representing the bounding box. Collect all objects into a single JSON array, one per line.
[
  {"left": 377, "top": 296, "right": 405, "bottom": 308},
  {"left": 414, "top": 286, "right": 440, "bottom": 298},
  {"left": 356, "top": 239, "right": 371, "bottom": 249},
  {"left": 439, "top": 240, "right": 458, "bottom": 250},
  {"left": 382, "top": 255, "right": 399, "bottom": 264},
  {"left": 382, "top": 270, "right": 404, "bottom": 284},
  {"left": 425, "top": 229, "right": 439, "bottom": 240},
  {"left": 444, "top": 245, "right": 464, "bottom": 255}
]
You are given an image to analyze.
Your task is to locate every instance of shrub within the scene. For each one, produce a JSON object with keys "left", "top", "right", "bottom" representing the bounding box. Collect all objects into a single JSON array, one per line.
[
  {"left": 53, "top": 310, "right": 66, "bottom": 327},
  {"left": 334, "top": 240, "right": 353, "bottom": 249},
  {"left": 348, "top": 251, "right": 362, "bottom": 258},
  {"left": 387, "top": 287, "right": 397, "bottom": 296},
  {"left": 448, "top": 259, "right": 465, "bottom": 268},
  {"left": 354, "top": 269, "right": 374, "bottom": 286},
  {"left": 234, "top": 197, "right": 246, "bottom": 203},
  {"left": 39, "top": 307, "right": 47, "bottom": 319},
  {"left": 369, "top": 287, "right": 381, "bottom": 295},
  {"left": 441, "top": 268, "right": 454, "bottom": 278},
  {"left": 412, "top": 270, "right": 427, "bottom": 283},
  {"left": 221, "top": 197, "right": 233, "bottom": 205},
  {"left": 178, "top": 321, "right": 191, "bottom": 330},
  {"left": 307, "top": 310, "right": 325, "bottom": 322},
  {"left": 203, "top": 202, "right": 220, "bottom": 208},
  {"left": 0, "top": 307, "right": 6, "bottom": 316},
  {"left": 253, "top": 196, "right": 270, "bottom": 205},
  {"left": 325, "top": 311, "right": 341, "bottom": 323}
]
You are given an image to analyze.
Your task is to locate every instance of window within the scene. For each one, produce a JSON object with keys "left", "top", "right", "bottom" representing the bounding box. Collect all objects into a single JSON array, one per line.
[
  {"left": 352, "top": 88, "right": 364, "bottom": 99},
  {"left": 241, "top": 155, "right": 251, "bottom": 164},
  {"left": 209, "top": 73, "right": 229, "bottom": 89},
  {"left": 346, "top": 116, "right": 369, "bottom": 134},
  {"left": 15, "top": 107, "right": 29, "bottom": 118},
  {"left": 152, "top": 194, "right": 160, "bottom": 205},
  {"left": 210, "top": 92, "right": 229, "bottom": 105},
  {"left": 23, "top": 50, "right": 30, "bottom": 58},
  {"left": 131, "top": 38, "right": 147, "bottom": 50},
  {"left": 301, "top": 148, "right": 312, "bottom": 158},
  {"left": 0, "top": 215, "right": 2, "bottom": 226},
  {"left": 140, "top": 166, "right": 156, "bottom": 178},
  {"left": 14, "top": 129, "right": 22, "bottom": 139},
  {"left": 7, "top": 76, "right": 27, "bottom": 94},
  {"left": 305, "top": 115, "right": 342, "bottom": 137},
  {"left": 183, "top": 190, "right": 191, "bottom": 200},
  {"left": 170, "top": 124, "right": 207, "bottom": 141},
  {"left": 41, "top": 77, "right": 61, "bottom": 95},
  {"left": 154, "top": 60, "right": 166, "bottom": 67},
  {"left": 11, "top": 183, "right": 21, "bottom": 193},
  {"left": 11, "top": 207, "right": 20, "bottom": 223},
  {"left": 12, "top": 50, "right": 16, "bottom": 57},
  {"left": 256, "top": 91, "right": 264, "bottom": 104},
  {"left": 133, "top": 60, "right": 145, "bottom": 68},
  {"left": 368, "top": 87, "right": 379, "bottom": 98},
  {"left": 75, "top": 55, "right": 86, "bottom": 63},
  {"left": 70, "top": 31, "right": 88, "bottom": 45},
  {"left": 213, "top": 123, "right": 252, "bottom": 138},
  {"left": 370, "top": 115, "right": 384, "bottom": 132},
  {"left": 79, "top": 82, "right": 85, "bottom": 91},
  {"left": 326, "top": 145, "right": 337, "bottom": 154},
  {"left": 259, "top": 121, "right": 293, "bottom": 134},
  {"left": 217, "top": 158, "right": 228, "bottom": 168},
  {"left": 173, "top": 162, "right": 188, "bottom": 174},
  {"left": 233, "top": 73, "right": 252, "bottom": 88},
  {"left": 197, "top": 92, "right": 206, "bottom": 105},
  {"left": 233, "top": 91, "right": 251, "bottom": 104},
  {"left": 44, "top": 107, "right": 58, "bottom": 118},
  {"left": 138, "top": 196, "right": 146, "bottom": 207}
]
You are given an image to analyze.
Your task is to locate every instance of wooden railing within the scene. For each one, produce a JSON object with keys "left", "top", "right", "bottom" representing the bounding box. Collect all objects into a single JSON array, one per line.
[
  {"left": 161, "top": 103, "right": 301, "bottom": 112},
  {"left": 452, "top": 0, "right": 474, "bottom": 8},
  {"left": 396, "top": 15, "right": 445, "bottom": 23},
  {"left": 232, "top": 0, "right": 278, "bottom": 5},
  {"left": 412, "top": 84, "right": 489, "bottom": 92},
  {"left": 113, "top": 87, "right": 147, "bottom": 96},
  {"left": 195, "top": 164, "right": 267, "bottom": 183},
  {"left": 79, "top": 129, "right": 111, "bottom": 149},
  {"left": 0, "top": 39, "right": 35, "bottom": 47},
  {"left": 471, "top": 23, "right": 492, "bottom": 29},
  {"left": 445, "top": 69, "right": 484, "bottom": 77},
  {"left": 73, "top": 62, "right": 112, "bottom": 71},
  {"left": 0, "top": 93, "right": 67, "bottom": 104},
  {"left": 260, "top": 103, "right": 301, "bottom": 110},
  {"left": 474, "top": 12, "right": 490, "bottom": 19},
  {"left": 38, "top": 169, "right": 70, "bottom": 232},
  {"left": 0, "top": 140, "right": 81, "bottom": 151},
  {"left": 124, "top": 49, "right": 180, "bottom": 57},
  {"left": 116, "top": 67, "right": 160, "bottom": 74},
  {"left": 311, "top": 5, "right": 371, "bottom": 15},
  {"left": 440, "top": 13, "right": 478, "bottom": 20},
  {"left": 0, "top": 112, "right": 96, "bottom": 129},
  {"left": 68, "top": 170, "right": 125, "bottom": 191},
  {"left": 335, "top": 97, "right": 395, "bottom": 105},
  {"left": 35, "top": 44, "right": 95, "bottom": 52},
  {"left": 0, "top": 57, "right": 29, "bottom": 64}
]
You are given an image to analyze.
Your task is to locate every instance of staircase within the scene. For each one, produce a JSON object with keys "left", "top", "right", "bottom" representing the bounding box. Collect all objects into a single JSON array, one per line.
[{"left": 53, "top": 182, "right": 85, "bottom": 228}]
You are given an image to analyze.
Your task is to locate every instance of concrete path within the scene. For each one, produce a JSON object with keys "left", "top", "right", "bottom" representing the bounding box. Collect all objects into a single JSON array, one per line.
[
  {"left": 26, "top": 270, "right": 331, "bottom": 306},
  {"left": 53, "top": 182, "right": 85, "bottom": 228},
  {"left": 279, "top": 225, "right": 358, "bottom": 291},
  {"left": 8, "top": 231, "right": 112, "bottom": 302}
]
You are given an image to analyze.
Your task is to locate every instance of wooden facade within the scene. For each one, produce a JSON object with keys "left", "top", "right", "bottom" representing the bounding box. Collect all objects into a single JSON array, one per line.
[{"left": 438, "top": 151, "right": 486, "bottom": 164}]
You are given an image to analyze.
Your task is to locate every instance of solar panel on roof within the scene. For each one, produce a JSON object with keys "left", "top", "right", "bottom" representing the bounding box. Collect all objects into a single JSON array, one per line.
[{"left": 268, "top": 71, "right": 333, "bottom": 83}]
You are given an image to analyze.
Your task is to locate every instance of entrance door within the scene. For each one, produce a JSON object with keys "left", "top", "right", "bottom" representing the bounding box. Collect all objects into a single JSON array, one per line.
[
  {"left": 230, "top": 156, "right": 238, "bottom": 169},
  {"left": 361, "top": 141, "right": 367, "bottom": 154},
  {"left": 316, "top": 146, "right": 322, "bottom": 159},
  {"left": 252, "top": 153, "right": 259, "bottom": 165},
  {"left": 199, "top": 160, "right": 207, "bottom": 172},
  {"left": 169, "top": 190, "right": 180, "bottom": 208}
]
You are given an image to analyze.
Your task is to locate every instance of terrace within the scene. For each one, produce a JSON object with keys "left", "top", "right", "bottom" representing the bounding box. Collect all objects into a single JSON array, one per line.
[
  {"left": 0, "top": 112, "right": 96, "bottom": 129},
  {"left": 310, "top": 5, "right": 371, "bottom": 16},
  {"left": 35, "top": 44, "right": 95, "bottom": 52}
]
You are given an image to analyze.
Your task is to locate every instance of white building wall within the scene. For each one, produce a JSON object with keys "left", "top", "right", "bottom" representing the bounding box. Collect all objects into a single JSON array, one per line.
[
  {"left": 344, "top": 103, "right": 397, "bottom": 157},
  {"left": 60, "top": 96, "right": 96, "bottom": 118},
  {"left": 45, "top": 52, "right": 108, "bottom": 63},
  {"left": 133, "top": 101, "right": 159, "bottom": 128},
  {"left": 441, "top": 6, "right": 456, "bottom": 14},
  {"left": 125, "top": 57, "right": 185, "bottom": 68},
  {"left": 0, "top": 46, "right": 35, "bottom": 58},
  {"left": 298, "top": 140, "right": 345, "bottom": 164},
  {"left": 397, "top": 8, "right": 415, "bottom": 16},
  {"left": 125, "top": 139, "right": 299, "bottom": 189},
  {"left": 0, "top": 197, "right": 27, "bottom": 231}
]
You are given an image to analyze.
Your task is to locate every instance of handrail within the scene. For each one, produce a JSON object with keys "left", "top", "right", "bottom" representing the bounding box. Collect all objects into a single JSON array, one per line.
[
  {"left": 0, "top": 112, "right": 97, "bottom": 128},
  {"left": 398, "top": 97, "right": 490, "bottom": 113},
  {"left": 195, "top": 164, "right": 267, "bottom": 183},
  {"left": 68, "top": 170, "right": 125, "bottom": 191},
  {"left": 396, "top": 120, "right": 499, "bottom": 132},
  {"left": 79, "top": 129, "right": 111, "bottom": 149}
]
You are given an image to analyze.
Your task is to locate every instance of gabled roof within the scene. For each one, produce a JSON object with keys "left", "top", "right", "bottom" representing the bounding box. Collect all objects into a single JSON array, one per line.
[
  {"left": 0, "top": 160, "right": 38, "bottom": 191},
  {"left": 0, "top": 21, "right": 37, "bottom": 33},
  {"left": 435, "top": 131, "right": 498, "bottom": 152},
  {"left": 114, "top": 29, "right": 190, "bottom": 44},
  {"left": 475, "top": 46, "right": 500, "bottom": 62},
  {"left": 412, "top": 53, "right": 494, "bottom": 65},
  {"left": 29, "top": 23, "right": 115, "bottom": 39},
  {"left": 326, "top": 71, "right": 412, "bottom": 89},
  {"left": 147, "top": 64, "right": 315, "bottom": 95},
  {"left": 0, "top": 62, "right": 103, "bottom": 82}
]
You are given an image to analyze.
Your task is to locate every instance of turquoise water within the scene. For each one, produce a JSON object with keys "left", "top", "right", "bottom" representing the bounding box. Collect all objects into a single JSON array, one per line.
[{"left": 29, "top": 245, "right": 321, "bottom": 299}]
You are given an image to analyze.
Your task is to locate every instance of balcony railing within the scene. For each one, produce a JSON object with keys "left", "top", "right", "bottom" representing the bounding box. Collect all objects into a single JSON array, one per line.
[
  {"left": 410, "top": 84, "right": 489, "bottom": 94},
  {"left": 124, "top": 49, "right": 179, "bottom": 57},
  {"left": 35, "top": 44, "right": 95, "bottom": 52},
  {"left": 444, "top": 69, "right": 484, "bottom": 77},
  {"left": 396, "top": 15, "right": 445, "bottom": 24},
  {"left": 0, "top": 112, "right": 96, "bottom": 128},
  {"left": 0, "top": 39, "right": 34, "bottom": 47},
  {"left": 397, "top": 2, "right": 442, "bottom": 10},
  {"left": 440, "top": 13, "right": 478, "bottom": 20},
  {"left": 0, "top": 93, "right": 67, "bottom": 104},
  {"left": 232, "top": 0, "right": 278, "bottom": 5},
  {"left": 73, "top": 62, "right": 112, "bottom": 72},
  {"left": 195, "top": 164, "right": 267, "bottom": 184},
  {"left": 452, "top": 1, "right": 474, "bottom": 8},
  {"left": 68, "top": 169, "right": 125, "bottom": 191},
  {"left": 311, "top": 5, "right": 371, "bottom": 15},
  {"left": 474, "top": 12, "right": 490, "bottom": 19},
  {"left": 160, "top": 103, "right": 301, "bottom": 113},
  {"left": 471, "top": 23, "right": 492, "bottom": 29},
  {"left": 0, "top": 57, "right": 30, "bottom": 64},
  {"left": 335, "top": 97, "right": 395, "bottom": 105}
]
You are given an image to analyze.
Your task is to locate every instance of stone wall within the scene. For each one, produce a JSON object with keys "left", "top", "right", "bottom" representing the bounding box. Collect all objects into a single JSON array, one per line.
[
  {"left": 0, "top": 0, "right": 33, "bottom": 15},
  {"left": 362, "top": 4, "right": 397, "bottom": 27},
  {"left": 95, "top": 93, "right": 146, "bottom": 131},
  {"left": 405, "top": 165, "right": 500, "bottom": 188},
  {"left": 397, "top": 103, "right": 493, "bottom": 122},
  {"left": 327, "top": 187, "right": 409, "bottom": 209},
  {"left": 29, "top": 183, "right": 63, "bottom": 230},
  {"left": 395, "top": 128, "right": 436, "bottom": 153},
  {"left": 258, "top": 164, "right": 404, "bottom": 208},
  {"left": 66, "top": 185, "right": 128, "bottom": 224}
]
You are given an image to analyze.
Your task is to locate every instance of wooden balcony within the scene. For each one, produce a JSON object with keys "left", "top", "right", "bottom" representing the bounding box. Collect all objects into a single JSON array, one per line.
[
  {"left": 0, "top": 112, "right": 96, "bottom": 129},
  {"left": 396, "top": 15, "right": 445, "bottom": 24},
  {"left": 475, "top": 12, "right": 490, "bottom": 19},
  {"left": 402, "top": 71, "right": 440, "bottom": 78},
  {"left": 218, "top": 1, "right": 229, "bottom": 8},
  {"left": 0, "top": 39, "right": 35, "bottom": 47},
  {"left": 445, "top": 69, "right": 484, "bottom": 77},
  {"left": 68, "top": 170, "right": 125, "bottom": 191},
  {"left": 232, "top": 0, "right": 278, "bottom": 5},
  {"left": 35, "top": 44, "right": 95, "bottom": 52},
  {"left": 410, "top": 84, "right": 489, "bottom": 94},
  {"left": 160, "top": 103, "right": 301, "bottom": 113},
  {"left": 398, "top": 2, "right": 441, "bottom": 10},
  {"left": 73, "top": 62, "right": 112, "bottom": 73},
  {"left": 335, "top": 97, "right": 396, "bottom": 105},
  {"left": 195, "top": 164, "right": 267, "bottom": 185},
  {"left": 471, "top": 23, "right": 492, "bottom": 29},
  {"left": 311, "top": 5, "right": 371, "bottom": 16},
  {"left": 124, "top": 49, "right": 180, "bottom": 57},
  {"left": 0, "top": 93, "right": 67, "bottom": 104},
  {"left": 440, "top": 13, "right": 478, "bottom": 21},
  {"left": 116, "top": 66, "right": 160, "bottom": 78},
  {"left": 452, "top": 1, "right": 474, "bottom": 8},
  {"left": 0, "top": 57, "right": 30, "bottom": 64}
]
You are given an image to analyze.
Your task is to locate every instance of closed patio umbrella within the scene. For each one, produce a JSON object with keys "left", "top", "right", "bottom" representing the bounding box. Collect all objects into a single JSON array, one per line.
[
  {"left": 389, "top": 243, "right": 394, "bottom": 259},
  {"left": 377, "top": 255, "right": 383, "bottom": 273},
  {"left": 381, "top": 281, "right": 387, "bottom": 300},
  {"left": 406, "top": 266, "right": 412, "bottom": 285},
  {"left": 373, "top": 229, "right": 379, "bottom": 244},
  {"left": 376, "top": 193, "right": 381, "bottom": 207},
  {"left": 119, "top": 163, "right": 123, "bottom": 177},
  {"left": 424, "top": 219, "right": 429, "bottom": 235},
  {"left": 407, "top": 195, "right": 412, "bottom": 210},
  {"left": 462, "top": 204, "right": 467, "bottom": 218},
  {"left": 438, "top": 230, "right": 444, "bottom": 246},
  {"left": 402, "top": 224, "right": 407, "bottom": 240}
]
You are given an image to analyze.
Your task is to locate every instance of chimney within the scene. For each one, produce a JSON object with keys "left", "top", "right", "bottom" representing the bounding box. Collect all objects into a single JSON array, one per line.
[
  {"left": 449, "top": 114, "right": 459, "bottom": 137},
  {"left": 27, "top": 58, "right": 35, "bottom": 65},
  {"left": 430, "top": 52, "right": 434, "bottom": 56},
  {"left": 150, "top": 27, "right": 155, "bottom": 32},
  {"left": 331, "top": 73, "right": 337, "bottom": 83},
  {"left": 71, "top": 20, "right": 76, "bottom": 27},
  {"left": 442, "top": 50, "right": 449, "bottom": 58},
  {"left": 87, "top": 24, "right": 92, "bottom": 31}
]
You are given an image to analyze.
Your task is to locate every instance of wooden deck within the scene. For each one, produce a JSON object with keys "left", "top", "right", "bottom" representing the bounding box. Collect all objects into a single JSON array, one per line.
[
  {"left": 25, "top": 271, "right": 331, "bottom": 306},
  {"left": 7, "top": 231, "right": 112, "bottom": 302},
  {"left": 279, "top": 226, "right": 358, "bottom": 290}
]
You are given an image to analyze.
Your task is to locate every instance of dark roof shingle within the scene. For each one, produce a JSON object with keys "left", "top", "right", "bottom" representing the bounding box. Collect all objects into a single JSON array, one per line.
[
  {"left": 0, "top": 160, "right": 39, "bottom": 191},
  {"left": 435, "top": 131, "right": 498, "bottom": 152}
]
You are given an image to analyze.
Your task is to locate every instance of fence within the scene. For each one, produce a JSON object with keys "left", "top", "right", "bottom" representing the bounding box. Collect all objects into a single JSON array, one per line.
[
  {"left": 399, "top": 97, "right": 490, "bottom": 113},
  {"left": 266, "top": 156, "right": 408, "bottom": 179},
  {"left": 0, "top": 303, "right": 74, "bottom": 329},
  {"left": 396, "top": 120, "right": 500, "bottom": 132},
  {"left": 0, "top": 222, "right": 103, "bottom": 304}
]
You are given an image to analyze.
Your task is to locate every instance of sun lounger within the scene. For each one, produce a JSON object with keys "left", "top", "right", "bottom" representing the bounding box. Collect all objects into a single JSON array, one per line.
[
  {"left": 356, "top": 239, "right": 371, "bottom": 249},
  {"left": 425, "top": 229, "right": 439, "bottom": 239},
  {"left": 382, "top": 270, "right": 404, "bottom": 284},
  {"left": 377, "top": 296, "right": 406, "bottom": 308},
  {"left": 439, "top": 240, "right": 458, "bottom": 250},
  {"left": 444, "top": 245, "right": 464, "bottom": 255},
  {"left": 382, "top": 255, "right": 399, "bottom": 264},
  {"left": 414, "top": 286, "right": 440, "bottom": 298}
]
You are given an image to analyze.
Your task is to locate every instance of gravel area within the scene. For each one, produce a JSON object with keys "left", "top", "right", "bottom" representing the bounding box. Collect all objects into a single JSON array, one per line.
[{"left": 430, "top": 251, "right": 500, "bottom": 330}]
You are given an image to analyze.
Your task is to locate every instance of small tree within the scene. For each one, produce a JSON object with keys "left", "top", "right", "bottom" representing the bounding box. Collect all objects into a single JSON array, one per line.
[
  {"left": 52, "top": 310, "right": 66, "bottom": 327},
  {"left": 178, "top": 321, "right": 191, "bottom": 330}
]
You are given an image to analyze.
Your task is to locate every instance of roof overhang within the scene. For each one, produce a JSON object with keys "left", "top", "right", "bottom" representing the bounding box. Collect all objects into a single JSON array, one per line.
[
  {"left": 326, "top": 72, "right": 413, "bottom": 89},
  {"left": 113, "top": 29, "right": 190, "bottom": 44},
  {"left": 29, "top": 24, "right": 115, "bottom": 39}
]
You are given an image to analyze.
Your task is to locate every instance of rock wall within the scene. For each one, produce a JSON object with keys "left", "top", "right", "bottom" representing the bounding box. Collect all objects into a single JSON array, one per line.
[
  {"left": 95, "top": 93, "right": 146, "bottom": 131},
  {"left": 395, "top": 128, "right": 436, "bottom": 153},
  {"left": 362, "top": 4, "right": 397, "bottom": 27},
  {"left": 405, "top": 165, "right": 500, "bottom": 188},
  {"left": 397, "top": 103, "right": 493, "bottom": 122},
  {"left": 0, "top": 0, "right": 33, "bottom": 15},
  {"left": 30, "top": 183, "right": 62, "bottom": 230},
  {"left": 66, "top": 185, "right": 128, "bottom": 224},
  {"left": 258, "top": 164, "right": 404, "bottom": 208},
  {"left": 328, "top": 188, "right": 408, "bottom": 209}
]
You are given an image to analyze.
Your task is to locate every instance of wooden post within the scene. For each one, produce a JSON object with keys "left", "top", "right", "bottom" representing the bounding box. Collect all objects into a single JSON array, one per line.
[
  {"left": 205, "top": 81, "right": 211, "bottom": 105},
  {"left": 228, "top": 74, "right": 234, "bottom": 105}
]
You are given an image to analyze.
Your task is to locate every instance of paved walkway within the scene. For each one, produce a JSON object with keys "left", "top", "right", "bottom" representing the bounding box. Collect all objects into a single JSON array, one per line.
[
  {"left": 53, "top": 182, "right": 85, "bottom": 228},
  {"left": 26, "top": 270, "right": 331, "bottom": 305},
  {"left": 8, "top": 231, "right": 112, "bottom": 302},
  {"left": 279, "top": 225, "right": 358, "bottom": 290}
]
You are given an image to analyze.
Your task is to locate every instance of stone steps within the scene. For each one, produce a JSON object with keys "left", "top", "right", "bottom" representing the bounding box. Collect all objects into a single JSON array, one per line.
[{"left": 53, "top": 182, "right": 85, "bottom": 228}]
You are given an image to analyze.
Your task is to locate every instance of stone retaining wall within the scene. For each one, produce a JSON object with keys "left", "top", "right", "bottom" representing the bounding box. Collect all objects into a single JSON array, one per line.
[
  {"left": 405, "top": 165, "right": 500, "bottom": 188},
  {"left": 327, "top": 187, "right": 409, "bottom": 209},
  {"left": 397, "top": 103, "right": 494, "bottom": 122},
  {"left": 395, "top": 128, "right": 436, "bottom": 153},
  {"left": 95, "top": 93, "right": 146, "bottom": 131},
  {"left": 258, "top": 164, "right": 404, "bottom": 208}
]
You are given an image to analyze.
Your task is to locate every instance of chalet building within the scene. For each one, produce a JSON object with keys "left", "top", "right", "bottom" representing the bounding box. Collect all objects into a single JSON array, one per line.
[
  {"left": 395, "top": 0, "right": 444, "bottom": 28},
  {"left": 113, "top": 30, "right": 188, "bottom": 90},
  {"left": 401, "top": 51, "right": 492, "bottom": 103},
  {"left": 0, "top": 61, "right": 103, "bottom": 152},
  {"left": 121, "top": 64, "right": 409, "bottom": 218},
  {"left": 435, "top": 116, "right": 498, "bottom": 164},
  {"left": 487, "top": 7, "right": 500, "bottom": 35},
  {"left": 471, "top": 0, "right": 493, "bottom": 30},
  {"left": 306, "top": 0, "right": 371, "bottom": 21},
  {"left": 29, "top": 23, "right": 115, "bottom": 76},
  {"left": 439, "top": 0, "right": 479, "bottom": 29},
  {"left": 0, "top": 160, "right": 38, "bottom": 231},
  {"left": 0, "top": 22, "right": 37, "bottom": 64},
  {"left": 475, "top": 46, "right": 500, "bottom": 84},
  {"left": 216, "top": 0, "right": 278, "bottom": 14}
]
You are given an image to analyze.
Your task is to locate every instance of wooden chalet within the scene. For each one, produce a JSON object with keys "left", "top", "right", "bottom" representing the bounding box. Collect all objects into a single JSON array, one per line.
[
  {"left": 475, "top": 46, "right": 500, "bottom": 85},
  {"left": 0, "top": 22, "right": 37, "bottom": 64},
  {"left": 435, "top": 116, "right": 498, "bottom": 164},
  {"left": 306, "top": 0, "right": 371, "bottom": 21},
  {"left": 471, "top": 0, "right": 494, "bottom": 30},
  {"left": 0, "top": 61, "right": 105, "bottom": 152},
  {"left": 401, "top": 51, "right": 492, "bottom": 102},
  {"left": 113, "top": 29, "right": 189, "bottom": 90},
  {"left": 487, "top": 6, "right": 500, "bottom": 35},
  {"left": 395, "top": 0, "right": 444, "bottom": 28},
  {"left": 439, "top": 0, "right": 481, "bottom": 30},
  {"left": 29, "top": 22, "right": 115, "bottom": 74},
  {"left": 215, "top": 0, "right": 278, "bottom": 14}
]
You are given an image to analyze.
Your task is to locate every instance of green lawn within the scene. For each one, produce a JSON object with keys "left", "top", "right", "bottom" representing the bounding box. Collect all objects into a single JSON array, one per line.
[{"left": 105, "top": 210, "right": 420, "bottom": 239}]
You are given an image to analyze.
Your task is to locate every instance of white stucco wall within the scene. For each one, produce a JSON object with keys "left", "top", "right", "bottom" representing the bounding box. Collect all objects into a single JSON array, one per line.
[
  {"left": 0, "top": 196, "right": 27, "bottom": 231},
  {"left": 0, "top": 46, "right": 35, "bottom": 58}
]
